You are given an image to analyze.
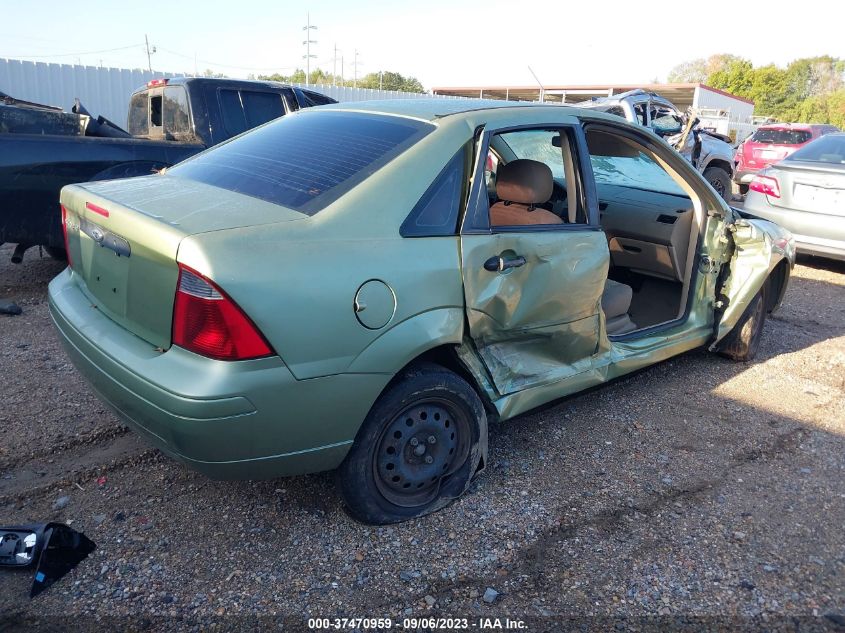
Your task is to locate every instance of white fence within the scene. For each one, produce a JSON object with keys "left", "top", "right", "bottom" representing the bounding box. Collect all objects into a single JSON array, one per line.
[
  {"left": 0, "top": 58, "right": 187, "bottom": 125},
  {"left": 0, "top": 58, "right": 463, "bottom": 129}
]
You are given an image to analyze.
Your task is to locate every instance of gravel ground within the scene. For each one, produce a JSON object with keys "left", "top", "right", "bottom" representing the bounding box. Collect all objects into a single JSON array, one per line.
[{"left": 1, "top": 243, "right": 844, "bottom": 631}]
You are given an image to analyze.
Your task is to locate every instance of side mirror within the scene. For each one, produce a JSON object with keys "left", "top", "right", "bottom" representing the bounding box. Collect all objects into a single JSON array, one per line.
[
  {"left": 0, "top": 523, "right": 96, "bottom": 598},
  {"left": 0, "top": 529, "right": 38, "bottom": 565}
]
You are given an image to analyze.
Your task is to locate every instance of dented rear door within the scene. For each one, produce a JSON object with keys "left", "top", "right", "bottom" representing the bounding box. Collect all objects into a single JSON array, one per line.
[{"left": 460, "top": 120, "right": 609, "bottom": 396}]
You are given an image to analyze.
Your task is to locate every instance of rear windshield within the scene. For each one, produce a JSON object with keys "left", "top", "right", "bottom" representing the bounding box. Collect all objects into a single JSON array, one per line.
[
  {"left": 169, "top": 110, "right": 433, "bottom": 215},
  {"left": 785, "top": 134, "right": 845, "bottom": 164},
  {"left": 750, "top": 128, "right": 812, "bottom": 145}
]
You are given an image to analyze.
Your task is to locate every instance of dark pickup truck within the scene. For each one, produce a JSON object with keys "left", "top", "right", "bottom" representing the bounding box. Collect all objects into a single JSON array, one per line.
[{"left": 0, "top": 77, "right": 335, "bottom": 261}]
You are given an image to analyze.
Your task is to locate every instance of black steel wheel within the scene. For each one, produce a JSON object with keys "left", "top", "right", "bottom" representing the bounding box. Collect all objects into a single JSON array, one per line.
[{"left": 337, "top": 364, "right": 487, "bottom": 524}]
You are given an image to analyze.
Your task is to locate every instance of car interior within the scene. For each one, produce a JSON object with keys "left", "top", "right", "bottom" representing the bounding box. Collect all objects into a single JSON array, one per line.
[{"left": 485, "top": 126, "right": 703, "bottom": 338}]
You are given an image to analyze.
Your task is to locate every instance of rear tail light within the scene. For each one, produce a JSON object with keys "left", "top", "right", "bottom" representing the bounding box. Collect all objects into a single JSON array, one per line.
[
  {"left": 172, "top": 264, "right": 273, "bottom": 361},
  {"left": 749, "top": 175, "right": 781, "bottom": 198},
  {"left": 60, "top": 204, "right": 73, "bottom": 269}
]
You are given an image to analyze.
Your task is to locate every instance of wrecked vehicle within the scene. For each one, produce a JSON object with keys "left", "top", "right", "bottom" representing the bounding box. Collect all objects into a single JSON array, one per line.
[
  {"left": 0, "top": 79, "right": 336, "bottom": 262},
  {"left": 581, "top": 89, "right": 736, "bottom": 202},
  {"left": 49, "top": 100, "right": 794, "bottom": 524}
]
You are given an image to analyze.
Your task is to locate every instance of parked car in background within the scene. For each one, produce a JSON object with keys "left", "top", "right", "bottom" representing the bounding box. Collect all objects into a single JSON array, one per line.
[
  {"left": 50, "top": 100, "right": 794, "bottom": 524},
  {"left": 580, "top": 89, "right": 736, "bottom": 202},
  {"left": 743, "top": 132, "right": 845, "bottom": 261},
  {"left": 0, "top": 78, "right": 335, "bottom": 262},
  {"left": 734, "top": 123, "right": 839, "bottom": 194}
]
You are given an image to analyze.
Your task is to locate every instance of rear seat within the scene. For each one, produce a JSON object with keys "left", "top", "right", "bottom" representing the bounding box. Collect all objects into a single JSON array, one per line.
[{"left": 602, "top": 279, "right": 637, "bottom": 335}]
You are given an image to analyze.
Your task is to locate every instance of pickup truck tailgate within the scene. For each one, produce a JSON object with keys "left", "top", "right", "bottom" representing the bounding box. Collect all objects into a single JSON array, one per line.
[{"left": 59, "top": 174, "right": 306, "bottom": 350}]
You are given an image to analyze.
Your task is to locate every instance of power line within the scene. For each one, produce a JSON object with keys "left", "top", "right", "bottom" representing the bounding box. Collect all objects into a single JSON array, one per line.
[{"left": 155, "top": 46, "right": 297, "bottom": 72}]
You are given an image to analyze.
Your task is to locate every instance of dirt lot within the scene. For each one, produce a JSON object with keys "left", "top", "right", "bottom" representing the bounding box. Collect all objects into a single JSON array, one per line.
[{"left": 1, "top": 243, "right": 844, "bottom": 631}]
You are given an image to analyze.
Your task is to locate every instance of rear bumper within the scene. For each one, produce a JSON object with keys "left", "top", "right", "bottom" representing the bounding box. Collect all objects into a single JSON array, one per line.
[
  {"left": 741, "top": 198, "right": 845, "bottom": 261},
  {"left": 48, "top": 268, "right": 388, "bottom": 479},
  {"left": 734, "top": 169, "right": 759, "bottom": 184}
]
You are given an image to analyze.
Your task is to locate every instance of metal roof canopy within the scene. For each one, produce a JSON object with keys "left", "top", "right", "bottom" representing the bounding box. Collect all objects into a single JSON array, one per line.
[{"left": 431, "top": 83, "right": 753, "bottom": 110}]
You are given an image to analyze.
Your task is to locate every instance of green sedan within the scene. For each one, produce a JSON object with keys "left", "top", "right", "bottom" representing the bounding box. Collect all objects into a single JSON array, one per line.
[{"left": 49, "top": 100, "right": 795, "bottom": 524}]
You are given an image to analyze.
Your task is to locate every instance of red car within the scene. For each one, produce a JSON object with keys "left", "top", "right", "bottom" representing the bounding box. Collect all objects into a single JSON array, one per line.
[{"left": 734, "top": 123, "right": 839, "bottom": 193}]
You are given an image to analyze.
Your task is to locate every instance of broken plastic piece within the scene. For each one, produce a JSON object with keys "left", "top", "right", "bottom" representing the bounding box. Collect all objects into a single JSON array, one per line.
[{"left": 0, "top": 523, "right": 96, "bottom": 598}]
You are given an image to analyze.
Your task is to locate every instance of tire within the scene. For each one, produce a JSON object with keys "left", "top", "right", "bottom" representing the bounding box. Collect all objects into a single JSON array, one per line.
[
  {"left": 704, "top": 166, "right": 732, "bottom": 203},
  {"left": 337, "top": 364, "right": 488, "bottom": 525},
  {"left": 717, "top": 289, "right": 767, "bottom": 362},
  {"left": 42, "top": 246, "right": 67, "bottom": 261}
]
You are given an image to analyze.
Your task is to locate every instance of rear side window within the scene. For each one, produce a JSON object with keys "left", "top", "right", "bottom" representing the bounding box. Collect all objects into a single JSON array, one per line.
[
  {"left": 401, "top": 147, "right": 467, "bottom": 237},
  {"left": 219, "top": 89, "right": 285, "bottom": 136},
  {"left": 127, "top": 91, "right": 149, "bottom": 135},
  {"left": 785, "top": 134, "right": 845, "bottom": 164},
  {"left": 751, "top": 128, "right": 812, "bottom": 145},
  {"left": 169, "top": 110, "right": 433, "bottom": 215},
  {"left": 163, "top": 85, "right": 191, "bottom": 138}
]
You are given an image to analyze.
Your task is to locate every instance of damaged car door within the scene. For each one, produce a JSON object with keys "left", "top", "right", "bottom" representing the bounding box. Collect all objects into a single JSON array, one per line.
[{"left": 460, "top": 122, "right": 609, "bottom": 396}]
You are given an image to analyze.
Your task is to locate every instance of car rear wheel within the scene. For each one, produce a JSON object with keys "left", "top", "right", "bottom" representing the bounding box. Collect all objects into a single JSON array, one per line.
[
  {"left": 337, "top": 364, "right": 487, "bottom": 524},
  {"left": 717, "top": 288, "right": 767, "bottom": 362},
  {"left": 704, "top": 167, "right": 732, "bottom": 203}
]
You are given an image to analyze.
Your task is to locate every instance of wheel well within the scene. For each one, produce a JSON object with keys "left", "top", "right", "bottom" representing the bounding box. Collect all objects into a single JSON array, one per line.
[
  {"left": 705, "top": 159, "right": 733, "bottom": 176},
  {"left": 390, "top": 345, "right": 498, "bottom": 418},
  {"left": 765, "top": 259, "right": 790, "bottom": 313}
]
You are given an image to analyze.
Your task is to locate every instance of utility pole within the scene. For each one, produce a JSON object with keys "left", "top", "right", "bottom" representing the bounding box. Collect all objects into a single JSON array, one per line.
[
  {"left": 341, "top": 56, "right": 344, "bottom": 86},
  {"left": 527, "top": 65, "right": 545, "bottom": 103},
  {"left": 302, "top": 13, "right": 317, "bottom": 86},
  {"left": 379, "top": 70, "right": 383, "bottom": 91},
  {"left": 144, "top": 34, "right": 156, "bottom": 73},
  {"left": 353, "top": 49, "right": 361, "bottom": 88},
  {"left": 332, "top": 43, "right": 341, "bottom": 86}
]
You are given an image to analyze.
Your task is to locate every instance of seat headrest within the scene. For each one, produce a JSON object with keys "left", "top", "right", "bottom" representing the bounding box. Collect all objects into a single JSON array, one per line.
[{"left": 496, "top": 159, "right": 553, "bottom": 205}]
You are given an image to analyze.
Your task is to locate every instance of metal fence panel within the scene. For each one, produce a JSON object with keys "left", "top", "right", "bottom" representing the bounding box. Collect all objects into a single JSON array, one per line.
[{"left": 0, "top": 58, "right": 467, "bottom": 129}]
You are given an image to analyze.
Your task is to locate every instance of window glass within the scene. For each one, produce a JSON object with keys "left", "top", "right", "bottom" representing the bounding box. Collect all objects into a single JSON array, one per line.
[
  {"left": 401, "top": 148, "right": 465, "bottom": 237},
  {"left": 219, "top": 89, "right": 246, "bottom": 136},
  {"left": 127, "top": 92, "right": 149, "bottom": 136},
  {"left": 241, "top": 91, "right": 284, "bottom": 128},
  {"left": 751, "top": 128, "right": 812, "bottom": 145},
  {"left": 163, "top": 85, "right": 191, "bottom": 136},
  {"left": 587, "top": 131, "right": 686, "bottom": 196},
  {"left": 300, "top": 89, "right": 336, "bottom": 106},
  {"left": 170, "top": 111, "right": 433, "bottom": 215},
  {"left": 499, "top": 130, "right": 567, "bottom": 180},
  {"left": 785, "top": 134, "right": 845, "bottom": 164}
]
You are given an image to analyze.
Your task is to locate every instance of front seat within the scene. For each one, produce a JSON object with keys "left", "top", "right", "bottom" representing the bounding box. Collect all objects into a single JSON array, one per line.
[
  {"left": 602, "top": 279, "right": 637, "bottom": 335},
  {"left": 490, "top": 159, "right": 563, "bottom": 226}
]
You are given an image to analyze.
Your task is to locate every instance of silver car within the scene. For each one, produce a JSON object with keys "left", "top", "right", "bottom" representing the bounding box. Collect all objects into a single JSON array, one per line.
[{"left": 744, "top": 132, "right": 845, "bottom": 261}]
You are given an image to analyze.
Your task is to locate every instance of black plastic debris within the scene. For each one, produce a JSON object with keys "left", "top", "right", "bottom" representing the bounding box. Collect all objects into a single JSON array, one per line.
[
  {"left": 0, "top": 523, "right": 96, "bottom": 598},
  {"left": 0, "top": 299, "right": 22, "bottom": 315}
]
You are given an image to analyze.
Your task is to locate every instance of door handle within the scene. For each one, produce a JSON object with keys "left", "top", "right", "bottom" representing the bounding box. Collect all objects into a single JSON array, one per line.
[{"left": 483, "top": 255, "right": 527, "bottom": 272}]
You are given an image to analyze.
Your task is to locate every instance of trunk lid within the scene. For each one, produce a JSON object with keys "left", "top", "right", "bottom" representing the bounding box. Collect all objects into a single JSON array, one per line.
[
  {"left": 766, "top": 162, "right": 845, "bottom": 216},
  {"left": 60, "top": 174, "right": 306, "bottom": 349}
]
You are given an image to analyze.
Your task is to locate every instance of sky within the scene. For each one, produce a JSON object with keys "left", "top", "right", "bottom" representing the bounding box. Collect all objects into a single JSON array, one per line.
[{"left": 2, "top": 0, "right": 843, "bottom": 90}]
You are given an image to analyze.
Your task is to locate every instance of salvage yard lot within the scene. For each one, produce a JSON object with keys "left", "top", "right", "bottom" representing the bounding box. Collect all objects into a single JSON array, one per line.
[{"left": 1, "top": 243, "right": 844, "bottom": 626}]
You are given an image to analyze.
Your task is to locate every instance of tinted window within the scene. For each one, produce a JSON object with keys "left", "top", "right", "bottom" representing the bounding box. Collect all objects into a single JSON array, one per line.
[
  {"left": 150, "top": 95, "right": 162, "bottom": 127},
  {"left": 219, "top": 89, "right": 247, "bottom": 135},
  {"left": 163, "top": 85, "right": 191, "bottom": 137},
  {"left": 170, "top": 111, "right": 433, "bottom": 215},
  {"left": 401, "top": 148, "right": 466, "bottom": 237},
  {"left": 127, "top": 92, "right": 148, "bottom": 136},
  {"left": 785, "top": 134, "right": 845, "bottom": 164},
  {"left": 241, "top": 91, "right": 284, "bottom": 128},
  {"left": 751, "top": 128, "right": 812, "bottom": 145}
]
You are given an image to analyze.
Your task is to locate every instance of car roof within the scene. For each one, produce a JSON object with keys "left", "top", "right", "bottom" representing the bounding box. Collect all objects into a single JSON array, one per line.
[{"left": 315, "top": 98, "right": 605, "bottom": 123}]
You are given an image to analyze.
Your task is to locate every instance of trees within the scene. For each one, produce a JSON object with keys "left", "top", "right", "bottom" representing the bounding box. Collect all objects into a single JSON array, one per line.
[
  {"left": 256, "top": 68, "right": 425, "bottom": 93},
  {"left": 668, "top": 54, "right": 845, "bottom": 124}
]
